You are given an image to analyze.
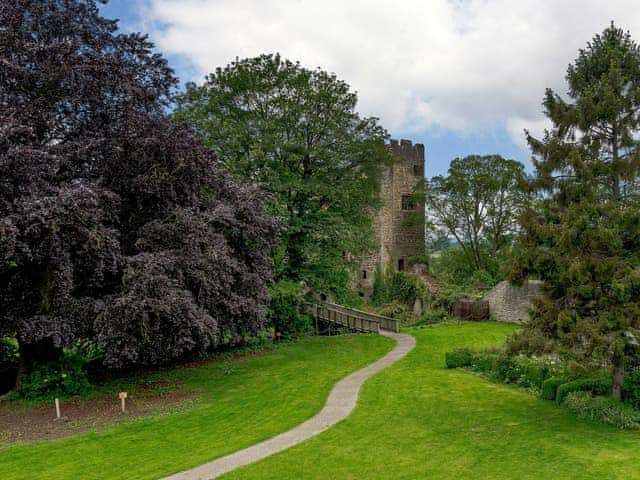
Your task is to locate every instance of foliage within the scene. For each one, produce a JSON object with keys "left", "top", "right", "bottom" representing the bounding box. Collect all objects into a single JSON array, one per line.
[
  {"left": 267, "top": 280, "right": 311, "bottom": 338},
  {"left": 623, "top": 369, "right": 640, "bottom": 410},
  {"left": 0, "top": 1, "right": 279, "bottom": 373},
  {"left": 0, "top": 338, "right": 19, "bottom": 393},
  {"left": 413, "top": 309, "right": 449, "bottom": 327},
  {"left": 556, "top": 373, "right": 612, "bottom": 405},
  {"left": 489, "top": 355, "right": 555, "bottom": 389},
  {"left": 562, "top": 391, "right": 640, "bottom": 429},
  {"left": 469, "top": 351, "right": 500, "bottom": 373},
  {"left": 541, "top": 375, "right": 572, "bottom": 400},
  {"left": 429, "top": 244, "right": 504, "bottom": 309},
  {"left": 407, "top": 254, "right": 429, "bottom": 268},
  {"left": 507, "top": 24, "right": 640, "bottom": 400},
  {"left": 371, "top": 266, "right": 426, "bottom": 307},
  {"left": 445, "top": 348, "right": 473, "bottom": 368},
  {"left": 20, "top": 347, "right": 92, "bottom": 400},
  {"left": 505, "top": 328, "right": 552, "bottom": 357},
  {"left": 432, "top": 284, "right": 475, "bottom": 312},
  {"left": 174, "top": 53, "right": 390, "bottom": 296},
  {"left": 373, "top": 302, "right": 412, "bottom": 321},
  {"left": 446, "top": 346, "right": 559, "bottom": 391},
  {"left": 425, "top": 155, "right": 528, "bottom": 270}
]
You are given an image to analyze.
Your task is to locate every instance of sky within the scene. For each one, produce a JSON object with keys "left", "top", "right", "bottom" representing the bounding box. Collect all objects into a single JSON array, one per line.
[{"left": 99, "top": 0, "right": 640, "bottom": 178}]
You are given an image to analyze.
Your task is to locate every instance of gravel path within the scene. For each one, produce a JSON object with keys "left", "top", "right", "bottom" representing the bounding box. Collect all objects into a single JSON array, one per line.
[{"left": 161, "top": 330, "right": 415, "bottom": 480}]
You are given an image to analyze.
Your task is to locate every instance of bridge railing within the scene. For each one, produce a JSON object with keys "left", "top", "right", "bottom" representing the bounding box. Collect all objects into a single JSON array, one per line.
[{"left": 305, "top": 302, "right": 400, "bottom": 334}]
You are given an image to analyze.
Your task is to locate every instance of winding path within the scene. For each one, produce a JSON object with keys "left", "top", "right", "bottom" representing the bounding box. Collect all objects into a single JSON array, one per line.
[{"left": 161, "top": 330, "right": 415, "bottom": 480}]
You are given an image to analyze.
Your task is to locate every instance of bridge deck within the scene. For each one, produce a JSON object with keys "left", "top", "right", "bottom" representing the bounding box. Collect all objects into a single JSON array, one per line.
[{"left": 305, "top": 303, "right": 400, "bottom": 334}]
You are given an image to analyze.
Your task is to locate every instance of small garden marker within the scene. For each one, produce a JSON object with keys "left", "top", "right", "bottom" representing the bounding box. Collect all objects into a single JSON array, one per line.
[
  {"left": 54, "top": 398, "right": 61, "bottom": 419},
  {"left": 119, "top": 392, "right": 127, "bottom": 413}
]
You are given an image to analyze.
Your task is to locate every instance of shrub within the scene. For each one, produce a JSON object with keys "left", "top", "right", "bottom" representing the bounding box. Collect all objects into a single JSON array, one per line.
[
  {"left": 541, "top": 375, "right": 570, "bottom": 400},
  {"left": 408, "top": 254, "right": 429, "bottom": 267},
  {"left": 505, "top": 329, "right": 548, "bottom": 357},
  {"left": 430, "top": 245, "right": 503, "bottom": 292},
  {"left": 375, "top": 302, "right": 412, "bottom": 320},
  {"left": 470, "top": 351, "right": 500, "bottom": 373},
  {"left": 485, "top": 355, "right": 541, "bottom": 387},
  {"left": 0, "top": 338, "right": 19, "bottom": 394},
  {"left": 563, "top": 391, "right": 640, "bottom": 429},
  {"left": 623, "top": 369, "right": 640, "bottom": 410},
  {"left": 556, "top": 373, "right": 612, "bottom": 405},
  {"left": 433, "top": 283, "right": 472, "bottom": 312},
  {"left": 517, "top": 359, "right": 553, "bottom": 389},
  {"left": 491, "top": 355, "right": 519, "bottom": 382},
  {"left": 20, "top": 347, "right": 92, "bottom": 400},
  {"left": 445, "top": 348, "right": 473, "bottom": 369},
  {"left": 414, "top": 309, "right": 448, "bottom": 326},
  {"left": 372, "top": 266, "right": 426, "bottom": 307},
  {"left": 267, "top": 280, "right": 311, "bottom": 338}
]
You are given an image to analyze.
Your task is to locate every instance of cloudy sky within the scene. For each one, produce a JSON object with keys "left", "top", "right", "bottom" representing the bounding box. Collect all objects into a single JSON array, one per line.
[{"left": 100, "top": 0, "right": 640, "bottom": 177}]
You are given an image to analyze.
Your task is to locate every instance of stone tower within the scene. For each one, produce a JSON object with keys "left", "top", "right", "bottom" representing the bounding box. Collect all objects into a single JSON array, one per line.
[{"left": 357, "top": 139, "right": 425, "bottom": 293}]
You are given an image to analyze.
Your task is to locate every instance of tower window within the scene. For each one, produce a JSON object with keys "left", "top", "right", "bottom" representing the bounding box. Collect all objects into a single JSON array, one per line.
[
  {"left": 401, "top": 195, "right": 415, "bottom": 211},
  {"left": 413, "top": 164, "right": 422, "bottom": 176},
  {"left": 362, "top": 270, "right": 367, "bottom": 279},
  {"left": 398, "top": 258, "right": 405, "bottom": 271}
]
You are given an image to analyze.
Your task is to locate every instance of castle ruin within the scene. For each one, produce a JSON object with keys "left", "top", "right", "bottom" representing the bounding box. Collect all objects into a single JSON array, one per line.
[{"left": 357, "top": 139, "right": 426, "bottom": 294}]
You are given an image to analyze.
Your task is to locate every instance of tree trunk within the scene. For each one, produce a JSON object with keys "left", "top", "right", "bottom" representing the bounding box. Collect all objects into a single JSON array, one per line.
[{"left": 613, "top": 364, "right": 625, "bottom": 402}]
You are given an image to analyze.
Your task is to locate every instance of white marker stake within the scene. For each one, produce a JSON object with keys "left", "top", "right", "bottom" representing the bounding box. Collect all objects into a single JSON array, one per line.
[
  {"left": 119, "top": 392, "right": 127, "bottom": 413},
  {"left": 54, "top": 398, "right": 61, "bottom": 419}
]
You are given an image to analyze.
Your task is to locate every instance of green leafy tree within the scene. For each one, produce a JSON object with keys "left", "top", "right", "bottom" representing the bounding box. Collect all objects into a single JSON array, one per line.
[
  {"left": 425, "top": 155, "right": 527, "bottom": 270},
  {"left": 507, "top": 24, "right": 640, "bottom": 401},
  {"left": 174, "top": 54, "right": 390, "bottom": 296}
]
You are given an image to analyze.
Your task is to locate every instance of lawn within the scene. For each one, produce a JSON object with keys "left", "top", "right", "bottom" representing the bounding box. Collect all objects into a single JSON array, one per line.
[
  {"left": 222, "top": 322, "right": 640, "bottom": 480},
  {"left": 0, "top": 334, "right": 393, "bottom": 480}
]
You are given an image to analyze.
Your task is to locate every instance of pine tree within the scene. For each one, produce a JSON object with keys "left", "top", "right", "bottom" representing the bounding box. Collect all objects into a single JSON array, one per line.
[{"left": 508, "top": 23, "right": 640, "bottom": 400}]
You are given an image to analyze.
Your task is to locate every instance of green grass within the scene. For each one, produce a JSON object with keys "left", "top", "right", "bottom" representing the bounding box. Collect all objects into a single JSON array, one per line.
[
  {"left": 222, "top": 322, "right": 640, "bottom": 480},
  {"left": 0, "top": 334, "right": 393, "bottom": 480}
]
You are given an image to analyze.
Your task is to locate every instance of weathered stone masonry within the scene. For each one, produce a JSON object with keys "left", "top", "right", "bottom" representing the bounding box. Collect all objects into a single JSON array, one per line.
[
  {"left": 357, "top": 139, "right": 425, "bottom": 294},
  {"left": 483, "top": 280, "right": 543, "bottom": 323}
]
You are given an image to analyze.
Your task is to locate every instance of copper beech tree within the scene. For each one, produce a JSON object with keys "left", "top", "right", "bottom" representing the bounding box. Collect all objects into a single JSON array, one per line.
[{"left": 0, "top": 0, "right": 279, "bottom": 382}]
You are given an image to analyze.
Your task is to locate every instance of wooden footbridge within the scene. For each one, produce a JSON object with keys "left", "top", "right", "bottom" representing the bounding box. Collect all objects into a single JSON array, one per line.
[{"left": 305, "top": 302, "right": 400, "bottom": 334}]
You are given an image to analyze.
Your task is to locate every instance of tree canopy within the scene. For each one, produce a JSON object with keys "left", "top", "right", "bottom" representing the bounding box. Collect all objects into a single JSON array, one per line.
[
  {"left": 425, "top": 155, "right": 528, "bottom": 271},
  {"left": 174, "top": 54, "right": 390, "bottom": 298},
  {"left": 0, "top": 0, "right": 279, "bottom": 374},
  {"left": 507, "top": 23, "right": 640, "bottom": 400}
]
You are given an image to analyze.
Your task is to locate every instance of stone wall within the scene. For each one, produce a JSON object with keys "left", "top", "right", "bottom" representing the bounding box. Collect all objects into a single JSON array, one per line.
[
  {"left": 355, "top": 139, "right": 425, "bottom": 294},
  {"left": 483, "top": 280, "right": 543, "bottom": 324}
]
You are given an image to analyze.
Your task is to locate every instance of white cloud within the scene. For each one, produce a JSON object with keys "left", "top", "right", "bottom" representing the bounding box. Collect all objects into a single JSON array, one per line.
[{"left": 142, "top": 0, "right": 640, "bottom": 146}]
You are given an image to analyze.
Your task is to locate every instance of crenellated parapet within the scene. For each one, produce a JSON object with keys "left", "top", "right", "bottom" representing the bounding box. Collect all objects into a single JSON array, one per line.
[{"left": 388, "top": 139, "right": 425, "bottom": 168}]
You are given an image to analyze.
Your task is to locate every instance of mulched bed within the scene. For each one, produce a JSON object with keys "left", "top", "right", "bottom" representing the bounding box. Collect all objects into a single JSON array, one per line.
[
  {"left": 0, "top": 388, "right": 193, "bottom": 445},
  {"left": 0, "top": 346, "right": 273, "bottom": 446}
]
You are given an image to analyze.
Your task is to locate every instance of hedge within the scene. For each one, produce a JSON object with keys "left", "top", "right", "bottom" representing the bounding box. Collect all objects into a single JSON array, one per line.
[
  {"left": 470, "top": 352, "right": 499, "bottom": 373},
  {"left": 445, "top": 348, "right": 473, "bottom": 369},
  {"left": 541, "top": 376, "right": 570, "bottom": 401},
  {"left": 556, "top": 374, "right": 612, "bottom": 405}
]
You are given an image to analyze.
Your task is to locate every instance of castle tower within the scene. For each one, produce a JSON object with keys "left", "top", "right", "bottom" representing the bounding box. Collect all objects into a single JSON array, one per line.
[{"left": 357, "top": 139, "right": 426, "bottom": 293}]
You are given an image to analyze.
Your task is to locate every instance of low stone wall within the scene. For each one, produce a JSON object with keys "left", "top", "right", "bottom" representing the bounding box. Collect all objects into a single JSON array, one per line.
[{"left": 483, "top": 280, "right": 543, "bottom": 324}]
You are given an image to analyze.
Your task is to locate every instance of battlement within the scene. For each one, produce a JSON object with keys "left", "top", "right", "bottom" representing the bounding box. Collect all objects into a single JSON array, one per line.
[{"left": 388, "top": 138, "right": 425, "bottom": 164}]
